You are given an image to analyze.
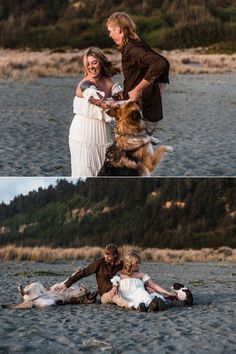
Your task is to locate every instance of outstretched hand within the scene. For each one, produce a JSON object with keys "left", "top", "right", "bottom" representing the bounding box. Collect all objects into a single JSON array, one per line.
[
  {"left": 53, "top": 283, "right": 67, "bottom": 292},
  {"left": 166, "top": 292, "right": 178, "bottom": 299}
]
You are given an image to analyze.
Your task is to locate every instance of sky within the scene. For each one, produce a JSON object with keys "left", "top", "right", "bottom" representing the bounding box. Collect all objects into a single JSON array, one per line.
[{"left": 0, "top": 177, "right": 78, "bottom": 204}]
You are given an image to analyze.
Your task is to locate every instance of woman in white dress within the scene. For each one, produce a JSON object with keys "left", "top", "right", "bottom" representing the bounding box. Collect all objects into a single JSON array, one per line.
[
  {"left": 69, "top": 47, "right": 123, "bottom": 177},
  {"left": 110, "top": 252, "right": 176, "bottom": 312}
]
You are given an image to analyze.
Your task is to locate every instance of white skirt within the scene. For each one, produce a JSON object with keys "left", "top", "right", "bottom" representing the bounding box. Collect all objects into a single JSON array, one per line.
[
  {"left": 118, "top": 278, "right": 165, "bottom": 309},
  {"left": 69, "top": 115, "right": 112, "bottom": 177}
]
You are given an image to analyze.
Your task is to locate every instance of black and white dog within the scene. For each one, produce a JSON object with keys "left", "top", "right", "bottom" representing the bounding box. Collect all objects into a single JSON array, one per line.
[{"left": 171, "top": 282, "right": 193, "bottom": 306}]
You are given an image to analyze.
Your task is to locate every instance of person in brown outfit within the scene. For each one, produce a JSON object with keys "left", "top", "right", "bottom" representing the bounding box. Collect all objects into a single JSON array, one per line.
[
  {"left": 106, "top": 12, "right": 170, "bottom": 143},
  {"left": 54, "top": 243, "right": 129, "bottom": 308}
]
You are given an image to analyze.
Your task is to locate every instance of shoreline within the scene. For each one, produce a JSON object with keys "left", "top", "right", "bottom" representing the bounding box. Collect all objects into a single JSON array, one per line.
[
  {"left": 0, "top": 245, "right": 235, "bottom": 263},
  {"left": 0, "top": 47, "right": 235, "bottom": 80}
]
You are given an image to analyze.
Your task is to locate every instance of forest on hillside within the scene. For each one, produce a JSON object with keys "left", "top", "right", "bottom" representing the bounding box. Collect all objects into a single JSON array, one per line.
[
  {"left": 0, "top": 178, "right": 235, "bottom": 249},
  {"left": 0, "top": 0, "right": 235, "bottom": 51}
]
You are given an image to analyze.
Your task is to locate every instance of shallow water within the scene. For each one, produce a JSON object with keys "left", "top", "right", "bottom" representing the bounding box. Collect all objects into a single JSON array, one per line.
[
  {"left": 0, "top": 261, "right": 235, "bottom": 353},
  {"left": 0, "top": 74, "right": 235, "bottom": 176}
]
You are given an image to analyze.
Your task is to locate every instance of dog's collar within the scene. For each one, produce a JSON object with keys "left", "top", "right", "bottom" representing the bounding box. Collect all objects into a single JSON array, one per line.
[{"left": 116, "top": 131, "right": 149, "bottom": 139}]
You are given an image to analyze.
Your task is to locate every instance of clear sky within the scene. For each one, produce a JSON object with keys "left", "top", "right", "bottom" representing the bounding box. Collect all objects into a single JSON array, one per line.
[{"left": 0, "top": 177, "right": 78, "bottom": 204}]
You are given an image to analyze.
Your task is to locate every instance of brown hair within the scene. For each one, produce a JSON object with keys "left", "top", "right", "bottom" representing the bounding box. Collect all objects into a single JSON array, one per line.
[
  {"left": 106, "top": 12, "right": 140, "bottom": 47},
  {"left": 83, "top": 47, "right": 120, "bottom": 77},
  {"left": 123, "top": 252, "right": 141, "bottom": 275},
  {"left": 104, "top": 243, "right": 120, "bottom": 264}
]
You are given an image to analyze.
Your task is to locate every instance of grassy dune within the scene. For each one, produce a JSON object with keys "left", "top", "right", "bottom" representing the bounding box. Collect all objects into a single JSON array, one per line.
[
  {"left": 0, "top": 245, "right": 235, "bottom": 263},
  {"left": 0, "top": 48, "right": 235, "bottom": 81}
]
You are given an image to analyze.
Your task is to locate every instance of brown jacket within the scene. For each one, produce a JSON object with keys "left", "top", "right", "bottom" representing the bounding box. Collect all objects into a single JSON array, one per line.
[
  {"left": 121, "top": 39, "right": 170, "bottom": 122},
  {"left": 64, "top": 258, "right": 123, "bottom": 295}
]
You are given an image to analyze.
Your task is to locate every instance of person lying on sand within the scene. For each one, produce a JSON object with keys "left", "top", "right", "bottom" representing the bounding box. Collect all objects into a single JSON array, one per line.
[
  {"left": 54, "top": 243, "right": 130, "bottom": 308},
  {"left": 109, "top": 252, "right": 176, "bottom": 312}
]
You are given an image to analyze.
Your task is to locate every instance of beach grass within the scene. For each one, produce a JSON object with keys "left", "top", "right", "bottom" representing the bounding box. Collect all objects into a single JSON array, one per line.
[
  {"left": 0, "top": 48, "right": 235, "bottom": 81},
  {"left": 0, "top": 245, "right": 235, "bottom": 263}
]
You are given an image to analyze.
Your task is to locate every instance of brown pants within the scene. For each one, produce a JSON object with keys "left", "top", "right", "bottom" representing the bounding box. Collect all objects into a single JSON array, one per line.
[{"left": 101, "top": 292, "right": 130, "bottom": 309}]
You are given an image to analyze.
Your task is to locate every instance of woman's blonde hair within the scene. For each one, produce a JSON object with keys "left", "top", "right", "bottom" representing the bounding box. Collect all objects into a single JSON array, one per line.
[
  {"left": 104, "top": 243, "right": 120, "bottom": 264},
  {"left": 106, "top": 12, "right": 140, "bottom": 47},
  {"left": 83, "top": 47, "right": 120, "bottom": 77},
  {"left": 123, "top": 252, "right": 141, "bottom": 275}
]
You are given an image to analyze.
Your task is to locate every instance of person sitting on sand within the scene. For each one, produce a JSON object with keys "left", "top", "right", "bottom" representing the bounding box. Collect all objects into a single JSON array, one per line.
[
  {"left": 69, "top": 47, "right": 123, "bottom": 177},
  {"left": 54, "top": 243, "right": 130, "bottom": 308},
  {"left": 109, "top": 252, "right": 176, "bottom": 312}
]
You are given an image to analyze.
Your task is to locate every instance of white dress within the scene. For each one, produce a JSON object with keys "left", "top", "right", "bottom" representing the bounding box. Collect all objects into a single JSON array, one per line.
[
  {"left": 69, "top": 83, "right": 122, "bottom": 177},
  {"left": 111, "top": 274, "right": 165, "bottom": 309}
]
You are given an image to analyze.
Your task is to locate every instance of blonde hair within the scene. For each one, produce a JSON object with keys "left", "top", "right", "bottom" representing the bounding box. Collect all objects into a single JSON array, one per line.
[
  {"left": 123, "top": 252, "right": 141, "bottom": 275},
  {"left": 104, "top": 243, "right": 120, "bottom": 264},
  {"left": 83, "top": 47, "right": 120, "bottom": 77},
  {"left": 106, "top": 12, "right": 140, "bottom": 47}
]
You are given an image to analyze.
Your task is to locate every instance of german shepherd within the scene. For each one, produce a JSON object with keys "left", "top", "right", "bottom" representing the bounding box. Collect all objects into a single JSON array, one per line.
[{"left": 98, "top": 101, "right": 173, "bottom": 176}]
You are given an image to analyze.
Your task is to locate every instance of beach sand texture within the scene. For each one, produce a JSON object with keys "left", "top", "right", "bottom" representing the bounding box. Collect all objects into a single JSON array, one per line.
[
  {"left": 0, "top": 260, "right": 235, "bottom": 353},
  {"left": 0, "top": 73, "right": 235, "bottom": 176}
]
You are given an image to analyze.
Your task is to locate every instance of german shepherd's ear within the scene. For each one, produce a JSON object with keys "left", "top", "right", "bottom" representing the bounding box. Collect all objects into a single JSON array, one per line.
[{"left": 106, "top": 108, "right": 118, "bottom": 117}]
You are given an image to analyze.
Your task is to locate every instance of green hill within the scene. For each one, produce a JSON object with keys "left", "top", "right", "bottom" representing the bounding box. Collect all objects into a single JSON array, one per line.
[
  {"left": 0, "top": 0, "right": 235, "bottom": 51},
  {"left": 0, "top": 178, "right": 235, "bottom": 249}
]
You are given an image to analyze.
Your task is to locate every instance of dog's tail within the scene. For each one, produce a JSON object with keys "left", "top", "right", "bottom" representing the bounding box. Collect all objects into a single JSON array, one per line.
[
  {"left": 152, "top": 145, "right": 173, "bottom": 168},
  {"left": 158, "top": 145, "right": 174, "bottom": 154},
  {"left": 142, "top": 145, "right": 173, "bottom": 174}
]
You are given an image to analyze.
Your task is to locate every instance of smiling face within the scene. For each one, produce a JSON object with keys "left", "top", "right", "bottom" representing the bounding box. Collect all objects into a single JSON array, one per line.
[
  {"left": 83, "top": 55, "right": 102, "bottom": 79},
  {"left": 104, "top": 253, "right": 116, "bottom": 265},
  {"left": 107, "top": 24, "right": 124, "bottom": 46}
]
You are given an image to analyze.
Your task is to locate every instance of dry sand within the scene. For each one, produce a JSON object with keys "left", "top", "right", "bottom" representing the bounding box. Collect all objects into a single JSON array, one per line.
[
  {"left": 0, "top": 72, "right": 235, "bottom": 176},
  {"left": 0, "top": 260, "right": 235, "bottom": 353},
  {"left": 0, "top": 48, "right": 235, "bottom": 80}
]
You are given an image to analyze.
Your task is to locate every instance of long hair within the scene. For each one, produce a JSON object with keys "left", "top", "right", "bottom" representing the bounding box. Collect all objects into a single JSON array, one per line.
[
  {"left": 104, "top": 243, "right": 120, "bottom": 264},
  {"left": 106, "top": 12, "right": 140, "bottom": 47},
  {"left": 123, "top": 252, "right": 141, "bottom": 276},
  {"left": 83, "top": 47, "right": 120, "bottom": 77}
]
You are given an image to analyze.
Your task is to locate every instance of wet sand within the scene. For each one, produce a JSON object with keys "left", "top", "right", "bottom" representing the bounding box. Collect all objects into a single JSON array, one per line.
[
  {"left": 0, "top": 260, "right": 235, "bottom": 353},
  {"left": 0, "top": 73, "right": 235, "bottom": 176}
]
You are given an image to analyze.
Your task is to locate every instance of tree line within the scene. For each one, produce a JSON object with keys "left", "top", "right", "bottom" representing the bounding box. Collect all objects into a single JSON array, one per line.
[
  {"left": 0, "top": 178, "right": 235, "bottom": 249},
  {"left": 0, "top": 0, "right": 235, "bottom": 51}
]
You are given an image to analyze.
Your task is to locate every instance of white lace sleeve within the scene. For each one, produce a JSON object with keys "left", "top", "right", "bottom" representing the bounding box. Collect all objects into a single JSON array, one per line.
[
  {"left": 142, "top": 274, "right": 151, "bottom": 284},
  {"left": 111, "top": 82, "right": 123, "bottom": 95},
  {"left": 83, "top": 87, "right": 105, "bottom": 100},
  {"left": 79, "top": 80, "right": 105, "bottom": 100},
  {"left": 111, "top": 275, "right": 121, "bottom": 286}
]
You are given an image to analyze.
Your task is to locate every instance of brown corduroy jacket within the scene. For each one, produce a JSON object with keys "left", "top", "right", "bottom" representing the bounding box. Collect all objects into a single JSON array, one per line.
[
  {"left": 121, "top": 39, "right": 170, "bottom": 122},
  {"left": 64, "top": 258, "right": 123, "bottom": 296}
]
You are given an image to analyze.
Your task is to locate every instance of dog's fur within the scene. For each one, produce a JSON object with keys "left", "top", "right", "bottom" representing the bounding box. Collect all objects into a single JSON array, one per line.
[
  {"left": 98, "top": 101, "right": 173, "bottom": 176},
  {"left": 171, "top": 282, "right": 193, "bottom": 306},
  {"left": 2, "top": 282, "right": 98, "bottom": 309}
]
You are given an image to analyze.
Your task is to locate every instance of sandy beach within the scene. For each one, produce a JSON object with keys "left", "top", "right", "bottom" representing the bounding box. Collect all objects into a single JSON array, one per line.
[
  {"left": 0, "top": 72, "right": 235, "bottom": 176},
  {"left": 0, "top": 260, "right": 235, "bottom": 353}
]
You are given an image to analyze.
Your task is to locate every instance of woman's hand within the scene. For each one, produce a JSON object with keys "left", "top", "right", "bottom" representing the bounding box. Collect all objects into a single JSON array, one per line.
[
  {"left": 166, "top": 292, "right": 177, "bottom": 298},
  {"left": 112, "top": 91, "right": 124, "bottom": 101},
  {"left": 108, "top": 286, "right": 118, "bottom": 299}
]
